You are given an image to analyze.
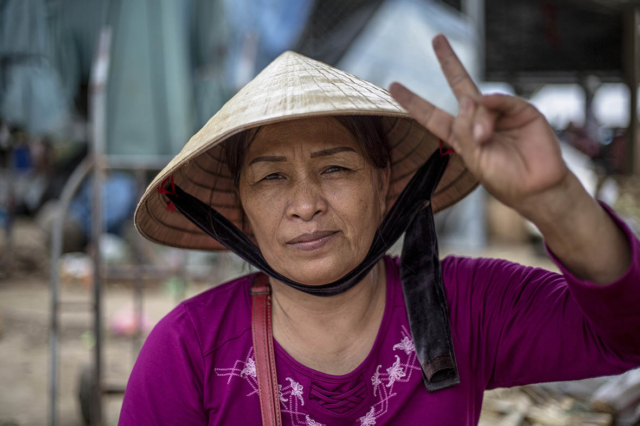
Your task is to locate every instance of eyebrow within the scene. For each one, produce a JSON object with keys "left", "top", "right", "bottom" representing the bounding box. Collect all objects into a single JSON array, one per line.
[
  {"left": 248, "top": 155, "right": 287, "bottom": 165},
  {"left": 310, "top": 146, "right": 357, "bottom": 158},
  {"left": 249, "top": 146, "right": 357, "bottom": 165}
]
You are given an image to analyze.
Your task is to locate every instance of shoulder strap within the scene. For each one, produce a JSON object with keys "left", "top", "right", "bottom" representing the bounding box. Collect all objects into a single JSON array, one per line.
[{"left": 251, "top": 273, "right": 283, "bottom": 426}]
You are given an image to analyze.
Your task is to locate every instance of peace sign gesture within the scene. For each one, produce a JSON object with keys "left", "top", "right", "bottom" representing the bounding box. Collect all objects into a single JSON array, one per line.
[{"left": 389, "top": 35, "right": 569, "bottom": 215}]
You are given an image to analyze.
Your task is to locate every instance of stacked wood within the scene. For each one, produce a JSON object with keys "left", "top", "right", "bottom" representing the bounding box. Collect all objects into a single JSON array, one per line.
[
  {"left": 590, "top": 370, "right": 640, "bottom": 426},
  {"left": 479, "top": 386, "right": 614, "bottom": 426}
]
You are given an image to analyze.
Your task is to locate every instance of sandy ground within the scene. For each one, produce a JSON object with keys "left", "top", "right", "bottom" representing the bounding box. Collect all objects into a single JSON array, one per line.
[
  {"left": 0, "top": 278, "right": 198, "bottom": 426},
  {"left": 0, "top": 242, "right": 556, "bottom": 426}
]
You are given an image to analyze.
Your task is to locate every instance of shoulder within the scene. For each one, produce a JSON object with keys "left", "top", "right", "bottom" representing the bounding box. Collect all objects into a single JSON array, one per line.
[
  {"left": 157, "top": 273, "right": 257, "bottom": 357},
  {"left": 440, "top": 255, "right": 560, "bottom": 286},
  {"left": 389, "top": 252, "right": 535, "bottom": 282},
  {"left": 439, "top": 255, "right": 567, "bottom": 316},
  {"left": 442, "top": 255, "right": 527, "bottom": 280},
  {"left": 391, "top": 253, "right": 560, "bottom": 300}
]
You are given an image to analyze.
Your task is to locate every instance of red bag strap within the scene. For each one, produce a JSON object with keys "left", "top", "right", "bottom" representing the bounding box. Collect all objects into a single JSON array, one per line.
[{"left": 251, "top": 273, "right": 283, "bottom": 426}]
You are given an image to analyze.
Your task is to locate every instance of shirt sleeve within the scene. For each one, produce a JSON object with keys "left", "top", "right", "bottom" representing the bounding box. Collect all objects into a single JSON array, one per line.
[
  {"left": 442, "top": 203, "right": 640, "bottom": 390},
  {"left": 118, "top": 303, "right": 206, "bottom": 425}
]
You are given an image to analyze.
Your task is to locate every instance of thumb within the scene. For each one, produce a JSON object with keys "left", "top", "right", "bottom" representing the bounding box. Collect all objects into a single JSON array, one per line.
[
  {"left": 479, "top": 93, "right": 530, "bottom": 116},
  {"left": 479, "top": 93, "right": 541, "bottom": 131}
]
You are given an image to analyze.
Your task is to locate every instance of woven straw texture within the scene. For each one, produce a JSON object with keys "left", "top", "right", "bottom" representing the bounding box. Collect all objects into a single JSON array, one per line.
[{"left": 134, "top": 51, "right": 478, "bottom": 251}]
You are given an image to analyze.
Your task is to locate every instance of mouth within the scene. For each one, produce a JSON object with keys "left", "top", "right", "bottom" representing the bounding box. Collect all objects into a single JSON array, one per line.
[{"left": 286, "top": 230, "right": 339, "bottom": 251}]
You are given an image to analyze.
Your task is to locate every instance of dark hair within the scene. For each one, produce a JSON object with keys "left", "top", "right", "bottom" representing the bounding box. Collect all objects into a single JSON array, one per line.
[{"left": 223, "top": 115, "right": 391, "bottom": 188}]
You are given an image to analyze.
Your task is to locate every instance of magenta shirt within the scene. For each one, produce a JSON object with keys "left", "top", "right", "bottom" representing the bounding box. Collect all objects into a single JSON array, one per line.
[{"left": 119, "top": 206, "right": 640, "bottom": 425}]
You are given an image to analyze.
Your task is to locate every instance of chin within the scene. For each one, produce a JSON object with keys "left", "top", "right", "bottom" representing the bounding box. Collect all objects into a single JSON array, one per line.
[{"left": 278, "top": 255, "right": 356, "bottom": 286}]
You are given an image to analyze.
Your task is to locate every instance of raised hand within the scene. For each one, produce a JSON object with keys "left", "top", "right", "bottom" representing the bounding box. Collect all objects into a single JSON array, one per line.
[
  {"left": 389, "top": 34, "right": 569, "bottom": 215},
  {"left": 389, "top": 34, "right": 631, "bottom": 285}
]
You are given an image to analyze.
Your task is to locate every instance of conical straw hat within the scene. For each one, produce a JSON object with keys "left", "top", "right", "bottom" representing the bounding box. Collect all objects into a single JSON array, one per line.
[{"left": 134, "top": 51, "right": 478, "bottom": 251}]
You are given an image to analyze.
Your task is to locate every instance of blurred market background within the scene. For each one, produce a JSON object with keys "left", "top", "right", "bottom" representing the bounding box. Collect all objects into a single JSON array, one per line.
[{"left": 1, "top": 0, "right": 640, "bottom": 425}]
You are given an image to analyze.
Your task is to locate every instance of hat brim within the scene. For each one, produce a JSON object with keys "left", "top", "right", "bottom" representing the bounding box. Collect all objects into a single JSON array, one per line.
[{"left": 134, "top": 52, "right": 478, "bottom": 251}]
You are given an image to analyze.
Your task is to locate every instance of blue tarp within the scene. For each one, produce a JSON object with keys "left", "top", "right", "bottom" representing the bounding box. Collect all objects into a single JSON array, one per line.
[{"left": 0, "top": 0, "right": 68, "bottom": 135}]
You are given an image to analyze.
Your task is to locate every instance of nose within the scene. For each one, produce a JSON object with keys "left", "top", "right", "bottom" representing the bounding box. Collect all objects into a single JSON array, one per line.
[{"left": 285, "top": 177, "right": 327, "bottom": 221}]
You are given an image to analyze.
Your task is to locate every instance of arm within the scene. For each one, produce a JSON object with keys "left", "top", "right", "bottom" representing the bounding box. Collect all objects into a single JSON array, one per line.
[
  {"left": 119, "top": 304, "right": 206, "bottom": 426},
  {"left": 521, "top": 173, "right": 630, "bottom": 284},
  {"left": 390, "top": 32, "right": 640, "bottom": 391},
  {"left": 390, "top": 35, "right": 631, "bottom": 293},
  {"left": 443, "top": 209, "right": 640, "bottom": 389}
]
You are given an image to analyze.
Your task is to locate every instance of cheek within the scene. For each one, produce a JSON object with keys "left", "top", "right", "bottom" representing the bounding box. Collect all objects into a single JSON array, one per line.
[
  {"left": 324, "top": 177, "right": 381, "bottom": 245},
  {"left": 240, "top": 187, "right": 286, "bottom": 248}
]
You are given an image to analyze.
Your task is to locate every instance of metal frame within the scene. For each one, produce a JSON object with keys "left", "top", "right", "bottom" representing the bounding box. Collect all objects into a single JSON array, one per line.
[
  {"left": 48, "top": 27, "right": 194, "bottom": 426},
  {"left": 49, "top": 27, "right": 112, "bottom": 426}
]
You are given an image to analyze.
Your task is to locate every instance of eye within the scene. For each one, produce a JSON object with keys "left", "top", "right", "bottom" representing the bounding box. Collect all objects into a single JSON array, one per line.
[
  {"left": 323, "top": 165, "right": 350, "bottom": 174},
  {"left": 261, "top": 172, "right": 285, "bottom": 181}
]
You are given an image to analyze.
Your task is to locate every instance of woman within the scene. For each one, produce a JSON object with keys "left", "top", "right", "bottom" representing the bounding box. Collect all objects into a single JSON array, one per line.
[{"left": 121, "top": 35, "right": 640, "bottom": 425}]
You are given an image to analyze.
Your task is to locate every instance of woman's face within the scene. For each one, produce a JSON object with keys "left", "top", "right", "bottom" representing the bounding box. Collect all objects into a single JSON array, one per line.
[{"left": 237, "top": 117, "right": 390, "bottom": 285}]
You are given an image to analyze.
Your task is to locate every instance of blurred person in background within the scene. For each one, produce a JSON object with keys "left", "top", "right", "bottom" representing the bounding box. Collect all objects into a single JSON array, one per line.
[{"left": 119, "top": 35, "right": 640, "bottom": 426}]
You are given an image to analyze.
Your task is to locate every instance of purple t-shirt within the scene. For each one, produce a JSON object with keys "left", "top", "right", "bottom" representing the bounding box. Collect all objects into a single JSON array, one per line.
[{"left": 119, "top": 207, "right": 640, "bottom": 425}]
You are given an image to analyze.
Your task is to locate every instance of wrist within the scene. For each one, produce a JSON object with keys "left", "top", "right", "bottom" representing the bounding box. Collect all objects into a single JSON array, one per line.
[
  {"left": 516, "top": 171, "right": 585, "bottom": 230},
  {"left": 516, "top": 172, "right": 630, "bottom": 284}
]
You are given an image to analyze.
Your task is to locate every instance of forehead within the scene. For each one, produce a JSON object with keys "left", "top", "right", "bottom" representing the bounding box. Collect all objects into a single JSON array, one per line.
[{"left": 247, "top": 116, "right": 360, "bottom": 155}]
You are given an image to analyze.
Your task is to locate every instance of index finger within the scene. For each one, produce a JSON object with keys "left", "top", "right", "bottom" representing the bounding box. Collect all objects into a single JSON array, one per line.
[
  {"left": 433, "top": 34, "right": 480, "bottom": 101},
  {"left": 389, "top": 82, "right": 455, "bottom": 142}
]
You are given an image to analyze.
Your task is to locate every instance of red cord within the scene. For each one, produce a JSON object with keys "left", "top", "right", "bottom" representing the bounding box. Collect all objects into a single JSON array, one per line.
[
  {"left": 439, "top": 139, "right": 455, "bottom": 156},
  {"left": 158, "top": 175, "right": 177, "bottom": 196},
  {"left": 158, "top": 175, "right": 178, "bottom": 211}
]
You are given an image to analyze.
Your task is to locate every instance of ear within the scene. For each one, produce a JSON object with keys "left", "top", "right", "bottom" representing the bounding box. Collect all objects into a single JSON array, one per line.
[{"left": 377, "top": 164, "right": 391, "bottom": 218}]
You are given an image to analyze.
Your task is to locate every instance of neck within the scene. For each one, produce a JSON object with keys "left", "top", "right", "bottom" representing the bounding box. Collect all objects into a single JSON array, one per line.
[{"left": 270, "top": 259, "right": 387, "bottom": 375}]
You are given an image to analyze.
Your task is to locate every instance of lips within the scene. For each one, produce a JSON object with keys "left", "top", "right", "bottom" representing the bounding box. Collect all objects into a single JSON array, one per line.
[{"left": 287, "top": 230, "right": 338, "bottom": 245}]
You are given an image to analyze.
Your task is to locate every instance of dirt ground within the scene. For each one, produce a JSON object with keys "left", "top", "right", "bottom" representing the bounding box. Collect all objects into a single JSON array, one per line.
[{"left": 0, "top": 238, "right": 556, "bottom": 426}]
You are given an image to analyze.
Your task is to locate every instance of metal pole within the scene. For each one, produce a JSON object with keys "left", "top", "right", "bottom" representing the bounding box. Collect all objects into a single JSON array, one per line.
[
  {"left": 3, "top": 132, "right": 16, "bottom": 276},
  {"left": 462, "top": 0, "right": 485, "bottom": 81},
  {"left": 48, "top": 158, "right": 93, "bottom": 426},
  {"left": 89, "top": 28, "right": 112, "bottom": 426},
  {"left": 623, "top": 8, "right": 640, "bottom": 174},
  {"left": 132, "top": 169, "right": 145, "bottom": 357}
]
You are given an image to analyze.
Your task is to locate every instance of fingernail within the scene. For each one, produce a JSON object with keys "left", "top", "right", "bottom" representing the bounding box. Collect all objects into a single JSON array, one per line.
[{"left": 473, "top": 123, "right": 484, "bottom": 141}]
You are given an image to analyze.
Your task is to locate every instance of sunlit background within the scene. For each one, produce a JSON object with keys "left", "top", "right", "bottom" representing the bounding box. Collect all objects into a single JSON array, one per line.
[{"left": 1, "top": 0, "right": 640, "bottom": 425}]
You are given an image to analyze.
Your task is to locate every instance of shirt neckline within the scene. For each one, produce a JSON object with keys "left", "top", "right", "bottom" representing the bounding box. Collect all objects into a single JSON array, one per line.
[{"left": 272, "top": 255, "right": 398, "bottom": 382}]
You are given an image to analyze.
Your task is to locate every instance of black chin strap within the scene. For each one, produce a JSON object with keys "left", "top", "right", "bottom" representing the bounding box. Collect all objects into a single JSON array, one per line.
[{"left": 166, "top": 151, "right": 460, "bottom": 391}]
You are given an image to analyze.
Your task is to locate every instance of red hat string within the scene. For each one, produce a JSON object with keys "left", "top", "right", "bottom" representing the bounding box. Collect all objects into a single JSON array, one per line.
[
  {"left": 439, "top": 139, "right": 455, "bottom": 156},
  {"left": 158, "top": 175, "right": 178, "bottom": 212}
]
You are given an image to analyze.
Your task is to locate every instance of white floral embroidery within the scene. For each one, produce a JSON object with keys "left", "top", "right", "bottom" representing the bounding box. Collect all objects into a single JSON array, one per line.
[
  {"left": 280, "top": 377, "right": 322, "bottom": 425},
  {"left": 214, "top": 349, "right": 259, "bottom": 396},
  {"left": 279, "top": 384, "right": 288, "bottom": 402},
  {"left": 305, "top": 415, "right": 324, "bottom": 426},
  {"left": 240, "top": 357, "right": 256, "bottom": 378},
  {"left": 386, "top": 355, "right": 406, "bottom": 387},
  {"left": 362, "top": 326, "right": 421, "bottom": 425},
  {"left": 358, "top": 407, "right": 377, "bottom": 426},
  {"left": 371, "top": 365, "right": 382, "bottom": 395},
  {"left": 393, "top": 336, "right": 415, "bottom": 355},
  {"left": 287, "top": 377, "right": 305, "bottom": 406},
  {"left": 215, "top": 350, "right": 324, "bottom": 425},
  {"left": 214, "top": 348, "right": 326, "bottom": 426},
  {"left": 215, "top": 326, "right": 419, "bottom": 426}
]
